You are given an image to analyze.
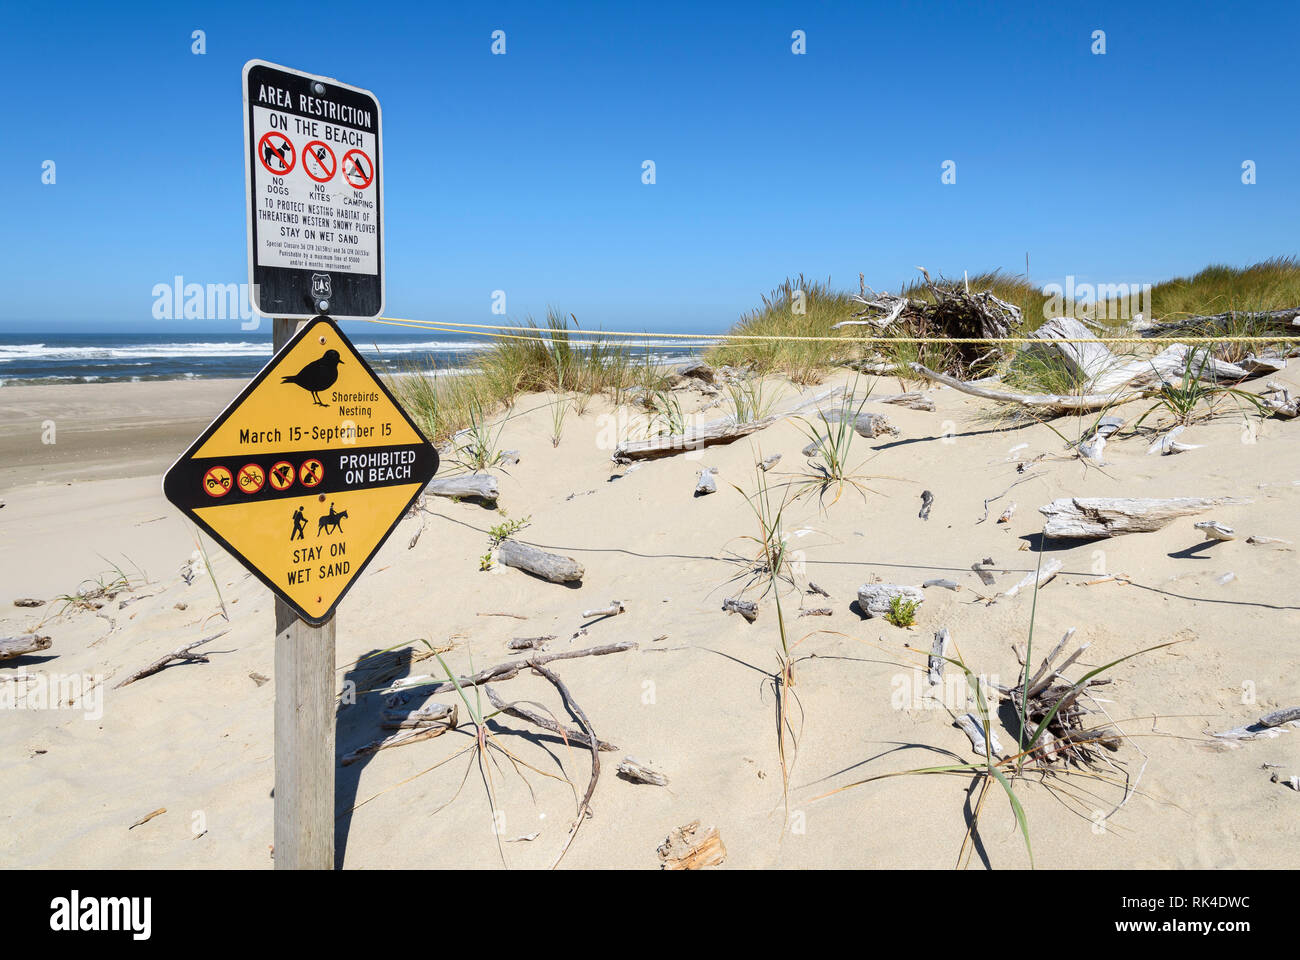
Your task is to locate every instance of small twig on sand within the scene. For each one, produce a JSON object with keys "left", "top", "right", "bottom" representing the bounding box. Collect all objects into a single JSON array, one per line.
[{"left": 115, "top": 630, "right": 228, "bottom": 688}]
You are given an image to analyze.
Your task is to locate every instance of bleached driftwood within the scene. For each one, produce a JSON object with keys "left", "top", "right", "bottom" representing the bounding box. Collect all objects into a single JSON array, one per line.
[
  {"left": 1029, "top": 317, "right": 1252, "bottom": 392},
  {"left": 0, "top": 634, "right": 51, "bottom": 661},
  {"left": 909, "top": 363, "right": 1142, "bottom": 412},
  {"left": 922, "top": 579, "right": 960, "bottom": 591},
  {"left": 657, "top": 820, "right": 726, "bottom": 870},
  {"left": 12, "top": 598, "right": 44, "bottom": 608},
  {"left": 798, "top": 606, "right": 833, "bottom": 617},
  {"left": 1077, "top": 434, "right": 1107, "bottom": 463},
  {"left": 955, "top": 713, "right": 1004, "bottom": 757},
  {"left": 617, "top": 756, "right": 669, "bottom": 786},
  {"left": 380, "top": 641, "right": 637, "bottom": 697},
  {"left": 857, "top": 583, "right": 924, "bottom": 619},
  {"left": 343, "top": 709, "right": 457, "bottom": 765},
  {"left": 878, "top": 392, "right": 936, "bottom": 411},
  {"left": 759, "top": 454, "right": 782, "bottom": 472},
  {"left": 1039, "top": 497, "right": 1250, "bottom": 538},
  {"left": 497, "top": 539, "right": 584, "bottom": 583},
  {"left": 613, "top": 388, "right": 841, "bottom": 461},
  {"left": 997, "top": 502, "right": 1017, "bottom": 524},
  {"left": 927, "top": 627, "right": 949, "bottom": 685},
  {"left": 818, "top": 407, "right": 898, "bottom": 438},
  {"left": 1004, "top": 559, "right": 1063, "bottom": 597},
  {"left": 115, "top": 631, "right": 228, "bottom": 688},
  {"left": 581, "top": 600, "right": 625, "bottom": 619},
  {"left": 694, "top": 467, "right": 717, "bottom": 496},
  {"left": 1146, "top": 425, "right": 1202, "bottom": 456},
  {"left": 1195, "top": 520, "right": 1236, "bottom": 541},
  {"left": 426, "top": 473, "right": 499, "bottom": 503},
  {"left": 722, "top": 598, "right": 758, "bottom": 622},
  {"left": 1212, "top": 706, "right": 1300, "bottom": 743}
]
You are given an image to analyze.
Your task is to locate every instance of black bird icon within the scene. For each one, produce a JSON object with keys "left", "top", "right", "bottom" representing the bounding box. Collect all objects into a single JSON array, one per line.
[{"left": 281, "top": 349, "right": 343, "bottom": 406}]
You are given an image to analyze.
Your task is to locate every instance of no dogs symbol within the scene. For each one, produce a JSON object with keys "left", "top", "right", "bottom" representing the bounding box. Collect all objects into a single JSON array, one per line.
[
  {"left": 341, "top": 149, "right": 373, "bottom": 189},
  {"left": 258, "top": 132, "right": 295, "bottom": 175},
  {"left": 303, "top": 140, "right": 337, "bottom": 183}
]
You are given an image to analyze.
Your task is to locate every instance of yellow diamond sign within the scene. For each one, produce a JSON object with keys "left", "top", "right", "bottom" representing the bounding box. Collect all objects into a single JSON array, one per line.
[{"left": 163, "top": 316, "right": 438, "bottom": 624}]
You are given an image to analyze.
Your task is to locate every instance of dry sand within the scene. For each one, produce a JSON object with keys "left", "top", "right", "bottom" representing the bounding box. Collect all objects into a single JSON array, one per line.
[{"left": 1, "top": 369, "right": 1297, "bottom": 869}]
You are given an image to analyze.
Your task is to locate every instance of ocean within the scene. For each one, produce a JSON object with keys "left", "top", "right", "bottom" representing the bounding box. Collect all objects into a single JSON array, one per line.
[{"left": 0, "top": 332, "right": 708, "bottom": 386}]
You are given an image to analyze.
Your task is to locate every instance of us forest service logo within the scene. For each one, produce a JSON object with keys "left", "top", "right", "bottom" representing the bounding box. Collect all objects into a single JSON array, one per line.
[
  {"left": 311, "top": 273, "right": 332, "bottom": 300},
  {"left": 161, "top": 316, "right": 438, "bottom": 624}
]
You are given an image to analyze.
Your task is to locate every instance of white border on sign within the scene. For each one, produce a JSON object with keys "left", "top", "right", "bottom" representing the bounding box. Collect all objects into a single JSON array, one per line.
[{"left": 242, "top": 59, "right": 386, "bottom": 321}]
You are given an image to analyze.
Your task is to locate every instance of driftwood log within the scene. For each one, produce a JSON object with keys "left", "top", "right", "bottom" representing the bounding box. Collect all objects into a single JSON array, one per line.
[
  {"left": 955, "top": 712, "right": 1004, "bottom": 757},
  {"left": 380, "top": 641, "right": 638, "bottom": 697},
  {"left": 1039, "top": 497, "right": 1250, "bottom": 538},
  {"left": 910, "top": 362, "right": 1142, "bottom": 412},
  {"left": 0, "top": 634, "right": 52, "bottom": 661},
  {"left": 613, "top": 388, "right": 841, "bottom": 461},
  {"left": 694, "top": 467, "right": 717, "bottom": 496},
  {"left": 425, "top": 473, "right": 499, "bottom": 503},
  {"left": 497, "top": 539, "right": 584, "bottom": 583},
  {"left": 581, "top": 601, "right": 625, "bottom": 620}
]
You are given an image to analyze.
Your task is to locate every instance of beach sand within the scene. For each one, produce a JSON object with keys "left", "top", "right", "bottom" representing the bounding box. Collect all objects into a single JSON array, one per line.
[{"left": 1, "top": 370, "right": 1297, "bottom": 869}]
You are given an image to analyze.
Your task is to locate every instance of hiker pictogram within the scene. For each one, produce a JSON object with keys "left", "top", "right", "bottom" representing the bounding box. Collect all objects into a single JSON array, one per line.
[
  {"left": 258, "top": 131, "right": 295, "bottom": 175},
  {"left": 341, "top": 149, "right": 373, "bottom": 188},
  {"left": 203, "top": 465, "right": 233, "bottom": 497},
  {"left": 281, "top": 349, "right": 343, "bottom": 406},
  {"left": 317, "top": 502, "right": 348, "bottom": 536},
  {"left": 299, "top": 458, "right": 324, "bottom": 488},
  {"left": 237, "top": 463, "right": 265, "bottom": 494},
  {"left": 269, "top": 460, "right": 295, "bottom": 491},
  {"left": 302, "top": 140, "right": 337, "bottom": 183},
  {"left": 290, "top": 505, "right": 308, "bottom": 541}
]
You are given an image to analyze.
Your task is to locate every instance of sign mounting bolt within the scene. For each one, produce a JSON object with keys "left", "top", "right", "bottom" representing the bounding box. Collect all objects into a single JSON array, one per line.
[
  {"left": 311, "top": 81, "right": 325, "bottom": 95},
  {"left": 317, "top": 300, "right": 330, "bottom": 314}
]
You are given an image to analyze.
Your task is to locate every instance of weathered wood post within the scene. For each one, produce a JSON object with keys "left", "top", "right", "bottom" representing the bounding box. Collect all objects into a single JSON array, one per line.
[{"left": 272, "top": 316, "right": 336, "bottom": 870}]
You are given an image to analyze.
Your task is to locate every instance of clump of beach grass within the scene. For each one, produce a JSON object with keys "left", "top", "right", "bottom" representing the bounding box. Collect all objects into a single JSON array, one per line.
[{"left": 707, "top": 276, "right": 862, "bottom": 384}]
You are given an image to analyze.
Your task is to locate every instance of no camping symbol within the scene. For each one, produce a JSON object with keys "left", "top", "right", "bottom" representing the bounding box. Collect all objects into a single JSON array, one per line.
[
  {"left": 341, "top": 149, "right": 374, "bottom": 189},
  {"left": 303, "top": 140, "right": 337, "bottom": 183},
  {"left": 258, "top": 131, "right": 295, "bottom": 175}
]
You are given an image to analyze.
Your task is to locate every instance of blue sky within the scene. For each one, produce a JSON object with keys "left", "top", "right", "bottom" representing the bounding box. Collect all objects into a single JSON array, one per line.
[{"left": 2, "top": 0, "right": 1297, "bottom": 334}]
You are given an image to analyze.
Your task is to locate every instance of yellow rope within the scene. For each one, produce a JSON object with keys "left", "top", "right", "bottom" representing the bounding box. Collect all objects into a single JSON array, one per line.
[{"left": 359, "top": 315, "right": 1298, "bottom": 347}]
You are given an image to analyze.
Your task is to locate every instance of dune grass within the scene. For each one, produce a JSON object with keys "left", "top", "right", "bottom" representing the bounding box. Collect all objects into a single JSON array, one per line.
[
  {"left": 388, "top": 309, "right": 669, "bottom": 444},
  {"left": 706, "top": 276, "right": 863, "bottom": 384}
]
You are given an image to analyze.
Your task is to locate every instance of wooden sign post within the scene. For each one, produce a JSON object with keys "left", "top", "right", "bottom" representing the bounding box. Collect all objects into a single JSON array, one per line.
[
  {"left": 159, "top": 61, "right": 429, "bottom": 871},
  {"left": 272, "top": 317, "right": 335, "bottom": 870}
]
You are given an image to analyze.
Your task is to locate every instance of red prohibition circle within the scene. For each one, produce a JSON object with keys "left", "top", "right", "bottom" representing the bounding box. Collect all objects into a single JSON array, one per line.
[
  {"left": 258, "top": 131, "right": 296, "bottom": 175},
  {"left": 302, "top": 140, "right": 337, "bottom": 183},
  {"left": 269, "top": 461, "right": 296, "bottom": 491},
  {"left": 237, "top": 463, "right": 265, "bottom": 494},
  {"left": 299, "top": 459, "right": 324, "bottom": 488},
  {"left": 341, "top": 149, "right": 374, "bottom": 188},
  {"left": 202, "top": 466, "right": 233, "bottom": 498}
]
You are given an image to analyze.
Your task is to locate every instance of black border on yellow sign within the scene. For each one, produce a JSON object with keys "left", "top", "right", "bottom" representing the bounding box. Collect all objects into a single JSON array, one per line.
[{"left": 161, "top": 316, "right": 438, "bottom": 625}]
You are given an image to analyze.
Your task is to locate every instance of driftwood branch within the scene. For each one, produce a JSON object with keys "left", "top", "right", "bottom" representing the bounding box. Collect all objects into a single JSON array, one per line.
[
  {"left": 115, "top": 631, "right": 228, "bottom": 688},
  {"left": 484, "top": 685, "right": 618, "bottom": 752},
  {"left": 381, "top": 641, "right": 638, "bottom": 697},
  {"left": 533, "top": 662, "right": 600, "bottom": 870}
]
